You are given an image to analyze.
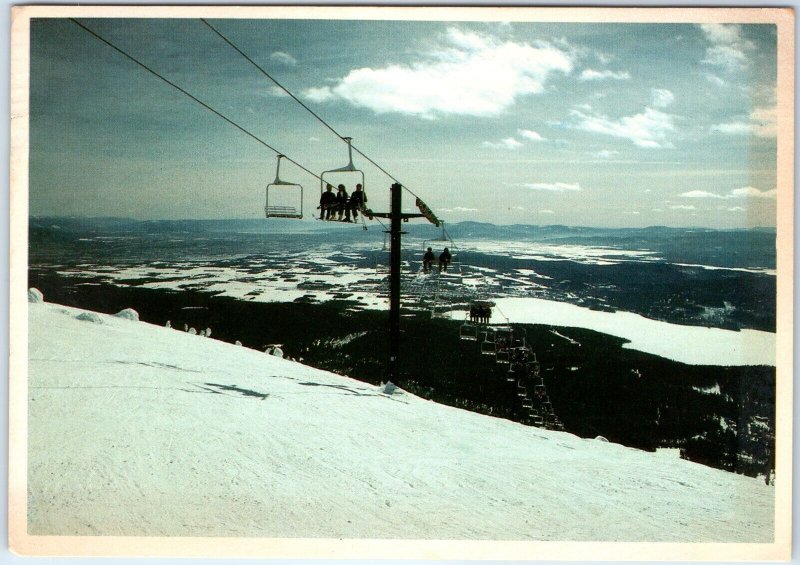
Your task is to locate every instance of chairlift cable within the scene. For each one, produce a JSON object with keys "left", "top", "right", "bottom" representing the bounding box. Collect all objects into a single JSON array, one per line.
[
  {"left": 69, "top": 18, "right": 323, "bottom": 184},
  {"left": 199, "top": 19, "right": 431, "bottom": 207}
]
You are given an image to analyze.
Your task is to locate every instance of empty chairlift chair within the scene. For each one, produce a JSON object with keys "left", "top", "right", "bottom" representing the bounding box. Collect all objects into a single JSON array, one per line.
[
  {"left": 480, "top": 328, "right": 497, "bottom": 355},
  {"left": 265, "top": 155, "right": 303, "bottom": 219},
  {"left": 459, "top": 320, "right": 479, "bottom": 341}
]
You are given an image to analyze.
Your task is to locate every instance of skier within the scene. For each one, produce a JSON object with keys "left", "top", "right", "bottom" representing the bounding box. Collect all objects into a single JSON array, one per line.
[
  {"left": 319, "top": 184, "right": 336, "bottom": 220},
  {"left": 438, "top": 247, "right": 452, "bottom": 272},
  {"left": 348, "top": 183, "right": 367, "bottom": 222},
  {"left": 422, "top": 247, "right": 435, "bottom": 273},
  {"left": 335, "top": 185, "right": 350, "bottom": 221}
]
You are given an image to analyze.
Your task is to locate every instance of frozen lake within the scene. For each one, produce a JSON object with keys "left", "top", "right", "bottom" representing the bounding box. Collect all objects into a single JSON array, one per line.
[{"left": 450, "top": 297, "right": 776, "bottom": 367}]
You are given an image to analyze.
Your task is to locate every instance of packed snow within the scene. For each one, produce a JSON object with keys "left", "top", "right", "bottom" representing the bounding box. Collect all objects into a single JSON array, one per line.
[{"left": 27, "top": 301, "right": 774, "bottom": 540}]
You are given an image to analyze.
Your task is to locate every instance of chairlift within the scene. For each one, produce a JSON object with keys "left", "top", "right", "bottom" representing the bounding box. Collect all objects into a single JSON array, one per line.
[
  {"left": 480, "top": 333, "right": 497, "bottom": 355},
  {"left": 265, "top": 154, "right": 303, "bottom": 219},
  {"left": 459, "top": 321, "right": 478, "bottom": 341},
  {"left": 516, "top": 381, "right": 527, "bottom": 397},
  {"left": 467, "top": 299, "right": 494, "bottom": 325},
  {"left": 320, "top": 136, "right": 366, "bottom": 216}
]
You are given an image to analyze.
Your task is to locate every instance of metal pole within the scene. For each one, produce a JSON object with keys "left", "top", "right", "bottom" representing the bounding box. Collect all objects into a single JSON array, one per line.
[{"left": 388, "top": 182, "right": 402, "bottom": 382}]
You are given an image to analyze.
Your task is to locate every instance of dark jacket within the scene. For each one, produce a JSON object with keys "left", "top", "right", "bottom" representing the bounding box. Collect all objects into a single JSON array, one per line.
[
  {"left": 320, "top": 191, "right": 336, "bottom": 208},
  {"left": 349, "top": 189, "right": 367, "bottom": 207}
]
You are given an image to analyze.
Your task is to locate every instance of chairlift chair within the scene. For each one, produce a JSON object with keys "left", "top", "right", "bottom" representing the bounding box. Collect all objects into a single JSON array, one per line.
[
  {"left": 522, "top": 397, "right": 533, "bottom": 409},
  {"left": 320, "top": 136, "right": 366, "bottom": 217},
  {"left": 496, "top": 349, "right": 511, "bottom": 364},
  {"left": 459, "top": 322, "right": 478, "bottom": 341},
  {"left": 265, "top": 155, "right": 303, "bottom": 219},
  {"left": 480, "top": 334, "right": 497, "bottom": 355}
]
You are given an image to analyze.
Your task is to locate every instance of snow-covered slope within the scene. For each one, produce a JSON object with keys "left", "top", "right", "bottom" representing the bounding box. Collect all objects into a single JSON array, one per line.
[{"left": 27, "top": 302, "right": 774, "bottom": 541}]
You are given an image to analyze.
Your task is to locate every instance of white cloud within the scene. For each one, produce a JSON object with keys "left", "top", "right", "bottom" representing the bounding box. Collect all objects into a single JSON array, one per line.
[
  {"left": 267, "top": 86, "right": 290, "bottom": 97},
  {"left": 518, "top": 129, "right": 546, "bottom": 141},
  {"left": 670, "top": 205, "right": 696, "bottom": 210},
  {"left": 539, "top": 209, "right": 555, "bottom": 214},
  {"left": 704, "top": 73, "right": 726, "bottom": 87},
  {"left": 679, "top": 187, "right": 777, "bottom": 200},
  {"left": 650, "top": 89, "right": 674, "bottom": 108},
  {"left": 730, "top": 186, "right": 777, "bottom": 199},
  {"left": 270, "top": 51, "right": 297, "bottom": 65},
  {"left": 700, "top": 23, "right": 743, "bottom": 46},
  {"left": 301, "top": 27, "right": 572, "bottom": 118},
  {"left": 679, "top": 190, "right": 723, "bottom": 199},
  {"left": 571, "top": 105, "right": 675, "bottom": 149},
  {"left": 710, "top": 122, "right": 753, "bottom": 135},
  {"left": 453, "top": 206, "right": 479, "bottom": 212},
  {"left": 726, "top": 206, "right": 746, "bottom": 212},
  {"left": 482, "top": 137, "right": 523, "bottom": 150},
  {"left": 699, "top": 24, "right": 754, "bottom": 70},
  {"left": 711, "top": 106, "right": 776, "bottom": 138},
  {"left": 593, "top": 149, "right": 619, "bottom": 159},
  {"left": 304, "top": 86, "right": 335, "bottom": 103},
  {"left": 524, "top": 182, "right": 581, "bottom": 192},
  {"left": 578, "top": 69, "right": 630, "bottom": 81}
]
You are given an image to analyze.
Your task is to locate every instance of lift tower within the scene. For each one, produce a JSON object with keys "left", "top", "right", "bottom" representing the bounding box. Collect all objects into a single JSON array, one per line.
[{"left": 368, "top": 183, "right": 439, "bottom": 383}]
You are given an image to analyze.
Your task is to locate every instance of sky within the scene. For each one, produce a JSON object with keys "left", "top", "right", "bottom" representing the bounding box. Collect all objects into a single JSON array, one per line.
[{"left": 28, "top": 17, "right": 780, "bottom": 228}]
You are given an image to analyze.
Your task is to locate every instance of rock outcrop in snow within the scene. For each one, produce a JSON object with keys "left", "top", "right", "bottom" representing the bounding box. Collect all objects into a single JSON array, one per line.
[
  {"left": 28, "top": 288, "right": 44, "bottom": 303},
  {"left": 75, "top": 311, "right": 103, "bottom": 324},
  {"left": 114, "top": 308, "right": 140, "bottom": 321}
]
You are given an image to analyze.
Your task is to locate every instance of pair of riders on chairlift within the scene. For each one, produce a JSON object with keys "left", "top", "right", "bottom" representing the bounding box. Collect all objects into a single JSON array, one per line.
[
  {"left": 319, "top": 183, "right": 367, "bottom": 222},
  {"left": 423, "top": 246, "right": 452, "bottom": 273}
]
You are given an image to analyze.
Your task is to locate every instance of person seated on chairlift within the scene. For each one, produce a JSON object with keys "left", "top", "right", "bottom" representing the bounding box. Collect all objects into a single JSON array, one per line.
[
  {"left": 438, "top": 247, "right": 452, "bottom": 272},
  {"left": 335, "top": 184, "right": 350, "bottom": 221},
  {"left": 348, "top": 184, "right": 367, "bottom": 222},
  {"left": 319, "top": 184, "right": 336, "bottom": 220},
  {"left": 423, "top": 247, "right": 435, "bottom": 273}
]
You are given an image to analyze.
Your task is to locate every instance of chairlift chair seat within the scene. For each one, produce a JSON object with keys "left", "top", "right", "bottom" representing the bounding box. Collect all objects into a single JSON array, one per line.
[{"left": 265, "top": 155, "right": 303, "bottom": 219}]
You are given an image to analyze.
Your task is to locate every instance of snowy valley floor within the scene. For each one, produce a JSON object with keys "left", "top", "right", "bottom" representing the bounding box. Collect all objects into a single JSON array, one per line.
[{"left": 27, "top": 302, "right": 774, "bottom": 541}]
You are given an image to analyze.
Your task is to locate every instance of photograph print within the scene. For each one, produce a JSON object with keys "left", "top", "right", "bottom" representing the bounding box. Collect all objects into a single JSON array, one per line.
[{"left": 9, "top": 5, "right": 793, "bottom": 560}]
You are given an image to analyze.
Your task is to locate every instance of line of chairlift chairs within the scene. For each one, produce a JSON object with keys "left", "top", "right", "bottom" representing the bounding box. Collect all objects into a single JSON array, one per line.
[
  {"left": 264, "top": 142, "right": 562, "bottom": 431},
  {"left": 460, "top": 312, "right": 564, "bottom": 431}
]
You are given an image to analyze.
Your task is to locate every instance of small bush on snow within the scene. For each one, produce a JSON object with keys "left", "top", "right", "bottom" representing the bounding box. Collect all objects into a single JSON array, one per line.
[
  {"left": 114, "top": 308, "right": 139, "bottom": 321},
  {"left": 28, "top": 288, "right": 44, "bottom": 303}
]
